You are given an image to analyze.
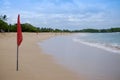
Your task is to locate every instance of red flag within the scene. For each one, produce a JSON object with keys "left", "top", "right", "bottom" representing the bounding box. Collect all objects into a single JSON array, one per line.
[{"left": 17, "top": 14, "right": 22, "bottom": 46}]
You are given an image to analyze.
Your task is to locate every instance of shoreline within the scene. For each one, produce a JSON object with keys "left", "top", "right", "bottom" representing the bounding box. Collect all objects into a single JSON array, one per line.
[
  {"left": 0, "top": 33, "right": 82, "bottom": 80},
  {"left": 39, "top": 34, "right": 120, "bottom": 80},
  {"left": 74, "top": 38, "right": 120, "bottom": 54},
  {"left": 73, "top": 33, "right": 120, "bottom": 54}
]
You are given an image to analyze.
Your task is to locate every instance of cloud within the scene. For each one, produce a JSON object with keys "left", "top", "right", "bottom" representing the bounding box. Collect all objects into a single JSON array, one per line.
[
  {"left": 0, "top": 0, "right": 120, "bottom": 29},
  {"left": 2, "top": 0, "right": 11, "bottom": 9}
]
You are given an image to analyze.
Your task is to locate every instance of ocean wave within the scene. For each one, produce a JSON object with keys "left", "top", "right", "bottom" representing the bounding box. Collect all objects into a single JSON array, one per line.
[{"left": 73, "top": 38, "right": 120, "bottom": 54}]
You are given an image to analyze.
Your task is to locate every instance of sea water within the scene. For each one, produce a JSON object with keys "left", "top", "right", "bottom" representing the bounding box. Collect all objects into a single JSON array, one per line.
[
  {"left": 39, "top": 33, "right": 120, "bottom": 80},
  {"left": 73, "top": 32, "right": 120, "bottom": 53}
]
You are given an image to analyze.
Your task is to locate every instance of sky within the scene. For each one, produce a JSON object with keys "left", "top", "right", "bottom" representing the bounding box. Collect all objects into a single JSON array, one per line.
[{"left": 0, "top": 0, "right": 120, "bottom": 30}]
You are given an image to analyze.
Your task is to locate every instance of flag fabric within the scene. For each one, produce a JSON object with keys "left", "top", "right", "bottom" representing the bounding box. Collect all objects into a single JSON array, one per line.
[{"left": 17, "top": 14, "right": 22, "bottom": 46}]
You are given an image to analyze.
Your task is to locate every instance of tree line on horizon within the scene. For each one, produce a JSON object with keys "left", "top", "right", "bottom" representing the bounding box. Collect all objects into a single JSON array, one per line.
[{"left": 0, "top": 15, "right": 120, "bottom": 33}]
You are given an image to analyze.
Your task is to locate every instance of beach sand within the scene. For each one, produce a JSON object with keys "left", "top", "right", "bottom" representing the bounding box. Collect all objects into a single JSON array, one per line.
[
  {"left": 39, "top": 34, "right": 120, "bottom": 80},
  {"left": 0, "top": 33, "right": 82, "bottom": 80}
]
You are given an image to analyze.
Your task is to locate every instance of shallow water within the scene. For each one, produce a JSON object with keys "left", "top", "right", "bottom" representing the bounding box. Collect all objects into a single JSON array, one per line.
[
  {"left": 74, "top": 33, "right": 120, "bottom": 53},
  {"left": 40, "top": 34, "right": 120, "bottom": 80}
]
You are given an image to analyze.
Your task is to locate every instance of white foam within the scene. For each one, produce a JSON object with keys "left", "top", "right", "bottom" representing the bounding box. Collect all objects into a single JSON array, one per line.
[{"left": 73, "top": 38, "right": 120, "bottom": 54}]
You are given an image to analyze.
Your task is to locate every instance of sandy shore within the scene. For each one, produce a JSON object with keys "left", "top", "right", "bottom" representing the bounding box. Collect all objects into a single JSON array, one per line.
[{"left": 0, "top": 33, "right": 82, "bottom": 80}]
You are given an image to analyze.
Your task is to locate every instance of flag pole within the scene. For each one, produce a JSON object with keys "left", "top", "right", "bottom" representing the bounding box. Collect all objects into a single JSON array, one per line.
[
  {"left": 16, "top": 45, "right": 19, "bottom": 71},
  {"left": 16, "top": 14, "right": 22, "bottom": 71}
]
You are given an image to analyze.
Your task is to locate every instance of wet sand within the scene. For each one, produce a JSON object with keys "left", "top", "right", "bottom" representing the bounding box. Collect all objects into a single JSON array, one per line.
[{"left": 40, "top": 35, "right": 120, "bottom": 80}]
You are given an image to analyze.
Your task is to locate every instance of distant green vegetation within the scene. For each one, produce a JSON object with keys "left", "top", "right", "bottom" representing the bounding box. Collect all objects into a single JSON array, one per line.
[
  {"left": 73, "top": 28, "right": 120, "bottom": 33},
  {"left": 0, "top": 14, "right": 120, "bottom": 33}
]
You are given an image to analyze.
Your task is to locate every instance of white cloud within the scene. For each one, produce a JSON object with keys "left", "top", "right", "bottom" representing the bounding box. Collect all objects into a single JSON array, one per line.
[
  {"left": 1, "top": 0, "right": 120, "bottom": 29},
  {"left": 2, "top": 0, "right": 11, "bottom": 9}
]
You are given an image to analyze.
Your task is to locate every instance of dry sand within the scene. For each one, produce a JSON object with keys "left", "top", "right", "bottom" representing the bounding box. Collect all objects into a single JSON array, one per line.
[{"left": 0, "top": 33, "right": 82, "bottom": 80}]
